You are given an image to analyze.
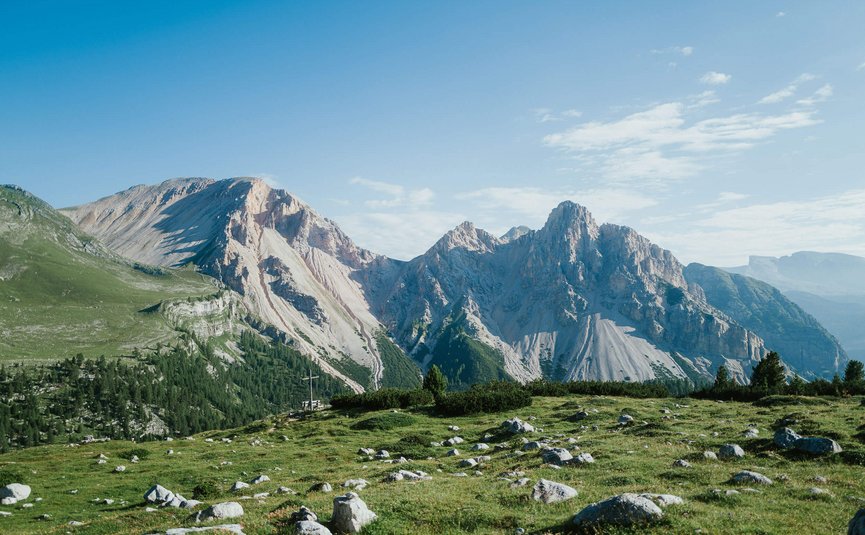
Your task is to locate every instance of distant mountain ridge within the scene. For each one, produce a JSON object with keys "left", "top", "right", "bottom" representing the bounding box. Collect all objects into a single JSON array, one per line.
[
  {"left": 58, "top": 177, "right": 848, "bottom": 386},
  {"left": 728, "top": 252, "right": 865, "bottom": 362}
]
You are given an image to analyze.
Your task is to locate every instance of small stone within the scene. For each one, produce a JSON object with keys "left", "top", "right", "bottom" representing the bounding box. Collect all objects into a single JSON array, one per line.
[
  {"left": 672, "top": 459, "right": 691, "bottom": 468},
  {"left": 190, "top": 502, "right": 244, "bottom": 523},
  {"left": 309, "top": 482, "right": 332, "bottom": 493},
  {"left": 731, "top": 470, "right": 773, "bottom": 485},
  {"left": 531, "top": 479, "right": 578, "bottom": 504},
  {"left": 114, "top": 465, "right": 126, "bottom": 472},
  {"left": 718, "top": 444, "right": 745, "bottom": 459}
]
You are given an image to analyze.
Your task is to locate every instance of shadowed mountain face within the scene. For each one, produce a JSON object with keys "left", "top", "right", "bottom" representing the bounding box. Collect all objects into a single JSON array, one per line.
[
  {"left": 728, "top": 252, "right": 865, "bottom": 362},
  {"left": 60, "top": 178, "right": 844, "bottom": 388},
  {"left": 684, "top": 264, "right": 847, "bottom": 378}
]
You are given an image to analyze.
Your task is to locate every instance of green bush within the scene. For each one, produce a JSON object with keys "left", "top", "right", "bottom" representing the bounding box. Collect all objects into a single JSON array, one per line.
[
  {"left": 119, "top": 447, "right": 151, "bottom": 461},
  {"left": 350, "top": 412, "right": 417, "bottom": 431},
  {"left": 436, "top": 381, "right": 532, "bottom": 416},
  {"left": 192, "top": 480, "right": 221, "bottom": 499},
  {"left": 0, "top": 468, "right": 25, "bottom": 486},
  {"left": 331, "top": 388, "right": 433, "bottom": 411},
  {"left": 526, "top": 379, "right": 669, "bottom": 398}
]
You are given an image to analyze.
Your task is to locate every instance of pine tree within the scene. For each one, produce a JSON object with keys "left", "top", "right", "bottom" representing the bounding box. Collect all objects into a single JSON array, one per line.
[
  {"left": 423, "top": 365, "right": 448, "bottom": 399},
  {"left": 713, "top": 365, "right": 732, "bottom": 389},
  {"left": 749, "top": 351, "right": 786, "bottom": 391},
  {"left": 844, "top": 360, "right": 865, "bottom": 384}
]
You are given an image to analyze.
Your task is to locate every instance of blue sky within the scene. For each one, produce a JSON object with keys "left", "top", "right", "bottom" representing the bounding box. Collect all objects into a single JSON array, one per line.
[{"left": 2, "top": 1, "right": 864, "bottom": 265}]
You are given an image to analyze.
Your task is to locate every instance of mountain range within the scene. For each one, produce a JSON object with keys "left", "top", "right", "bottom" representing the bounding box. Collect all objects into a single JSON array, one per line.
[{"left": 22, "top": 176, "right": 840, "bottom": 388}]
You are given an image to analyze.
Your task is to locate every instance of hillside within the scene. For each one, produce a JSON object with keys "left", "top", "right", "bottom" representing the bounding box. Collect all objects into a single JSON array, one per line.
[
  {"left": 728, "top": 252, "right": 865, "bottom": 362},
  {"left": 0, "top": 185, "right": 228, "bottom": 361},
  {"left": 684, "top": 264, "right": 847, "bottom": 378},
  {"left": 0, "top": 394, "right": 862, "bottom": 534}
]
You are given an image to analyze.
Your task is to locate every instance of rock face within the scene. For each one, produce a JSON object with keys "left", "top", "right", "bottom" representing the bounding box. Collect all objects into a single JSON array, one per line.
[
  {"left": 62, "top": 180, "right": 842, "bottom": 386},
  {"left": 331, "top": 492, "right": 377, "bottom": 533},
  {"left": 61, "top": 178, "right": 416, "bottom": 393},
  {"left": 572, "top": 493, "right": 664, "bottom": 527},
  {"left": 531, "top": 479, "right": 578, "bottom": 504}
]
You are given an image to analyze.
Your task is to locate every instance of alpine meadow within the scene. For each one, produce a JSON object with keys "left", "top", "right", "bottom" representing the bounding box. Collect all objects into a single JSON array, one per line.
[{"left": 2, "top": 2, "right": 865, "bottom": 534}]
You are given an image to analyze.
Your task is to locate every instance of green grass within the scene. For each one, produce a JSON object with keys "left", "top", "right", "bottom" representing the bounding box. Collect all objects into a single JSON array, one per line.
[
  {"left": 0, "top": 395, "right": 863, "bottom": 534},
  {"left": 0, "top": 186, "right": 217, "bottom": 361}
]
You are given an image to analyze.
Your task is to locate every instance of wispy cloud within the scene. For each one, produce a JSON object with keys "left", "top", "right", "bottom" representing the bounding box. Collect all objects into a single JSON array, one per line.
[
  {"left": 542, "top": 101, "right": 821, "bottom": 185},
  {"left": 349, "top": 177, "right": 434, "bottom": 209},
  {"left": 858, "top": 62, "right": 865, "bottom": 71},
  {"left": 646, "top": 189, "right": 865, "bottom": 265},
  {"left": 758, "top": 73, "right": 817, "bottom": 104},
  {"left": 533, "top": 108, "right": 582, "bottom": 123},
  {"left": 776, "top": 11, "right": 786, "bottom": 17},
  {"left": 336, "top": 209, "right": 466, "bottom": 260},
  {"left": 700, "top": 71, "right": 732, "bottom": 85},
  {"left": 796, "top": 83, "right": 833, "bottom": 106},
  {"left": 651, "top": 46, "right": 694, "bottom": 57}
]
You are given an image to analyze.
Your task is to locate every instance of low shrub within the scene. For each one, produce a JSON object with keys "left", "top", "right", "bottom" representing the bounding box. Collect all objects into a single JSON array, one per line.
[
  {"left": 191, "top": 480, "right": 221, "bottom": 500},
  {"left": 119, "top": 447, "right": 151, "bottom": 461},
  {"left": 0, "top": 468, "right": 25, "bottom": 486},
  {"left": 331, "top": 388, "right": 433, "bottom": 411},
  {"left": 436, "top": 381, "right": 532, "bottom": 416},
  {"left": 526, "top": 379, "right": 669, "bottom": 399},
  {"left": 350, "top": 412, "right": 417, "bottom": 431}
]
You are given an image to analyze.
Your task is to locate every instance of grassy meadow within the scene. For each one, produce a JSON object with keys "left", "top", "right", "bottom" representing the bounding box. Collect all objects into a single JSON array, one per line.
[{"left": 0, "top": 394, "right": 863, "bottom": 534}]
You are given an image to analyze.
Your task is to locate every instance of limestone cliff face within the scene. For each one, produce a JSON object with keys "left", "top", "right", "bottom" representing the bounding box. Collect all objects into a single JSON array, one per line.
[
  {"left": 64, "top": 179, "right": 839, "bottom": 388},
  {"left": 62, "top": 178, "right": 405, "bottom": 393},
  {"left": 371, "top": 201, "right": 766, "bottom": 384}
]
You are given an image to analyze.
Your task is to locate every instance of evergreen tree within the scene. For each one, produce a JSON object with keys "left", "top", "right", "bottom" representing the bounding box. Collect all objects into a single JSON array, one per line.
[
  {"left": 844, "top": 360, "right": 865, "bottom": 384},
  {"left": 749, "top": 351, "right": 786, "bottom": 391},
  {"left": 423, "top": 365, "right": 448, "bottom": 399},
  {"left": 713, "top": 365, "right": 732, "bottom": 389}
]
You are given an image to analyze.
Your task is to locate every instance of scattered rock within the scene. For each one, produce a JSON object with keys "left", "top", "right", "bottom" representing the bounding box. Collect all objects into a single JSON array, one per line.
[
  {"left": 573, "top": 411, "right": 589, "bottom": 421},
  {"left": 510, "top": 478, "right": 531, "bottom": 488},
  {"left": 160, "top": 525, "right": 246, "bottom": 535},
  {"left": 443, "top": 437, "right": 464, "bottom": 446},
  {"left": 114, "top": 466, "right": 126, "bottom": 473},
  {"left": 231, "top": 481, "right": 250, "bottom": 492},
  {"left": 672, "top": 459, "right": 691, "bottom": 468},
  {"left": 794, "top": 437, "right": 842, "bottom": 455},
  {"left": 144, "top": 485, "right": 176, "bottom": 504},
  {"left": 731, "top": 470, "right": 773, "bottom": 485},
  {"left": 574, "top": 452, "right": 595, "bottom": 464},
  {"left": 541, "top": 448, "right": 573, "bottom": 466},
  {"left": 848, "top": 508, "right": 865, "bottom": 535},
  {"left": 342, "top": 479, "right": 368, "bottom": 491},
  {"left": 357, "top": 448, "right": 374, "bottom": 456},
  {"left": 446, "top": 449, "right": 460, "bottom": 457},
  {"left": 331, "top": 492, "right": 377, "bottom": 533},
  {"left": 277, "top": 487, "right": 296, "bottom": 495},
  {"left": 618, "top": 415, "right": 634, "bottom": 425},
  {"left": 190, "top": 502, "right": 244, "bottom": 523},
  {"left": 639, "top": 493, "right": 684, "bottom": 507},
  {"left": 471, "top": 443, "right": 489, "bottom": 451},
  {"left": 296, "top": 520, "right": 332, "bottom": 535},
  {"left": 531, "top": 479, "right": 578, "bottom": 504},
  {"left": 0, "top": 484, "right": 30, "bottom": 502},
  {"left": 309, "top": 483, "right": 332, "bottom": 493},
  {"left": 374, "top": 450, "right": 390, "bottom": 459},
  {"left": 702, "top": 451, "right": 718, "bottom": 461},
  {"left": 251, "top": 475, "right": 270, "bottom": 485},
  {"left": 459, "top": 459, "right": 478, "bottom": 468},
  {"left": 572, "top": 493, "right": 664, "bottom": 527},
  {"left": 718, "top": 444, "right": 745, "bottom": 459},
  {"left": 447, "top": 425, "right": 460, "bottom": 431},
  {"left": 501, "top": 418, "right": 534, "bottom": 434},
  {"left": 773, "top": 427, "right": 802, "bottom": 449}
]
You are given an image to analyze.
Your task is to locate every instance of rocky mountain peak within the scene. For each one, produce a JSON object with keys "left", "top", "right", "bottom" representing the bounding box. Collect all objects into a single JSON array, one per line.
[{"left": 429, "top": 221, "right": 500, "bottom": 255}]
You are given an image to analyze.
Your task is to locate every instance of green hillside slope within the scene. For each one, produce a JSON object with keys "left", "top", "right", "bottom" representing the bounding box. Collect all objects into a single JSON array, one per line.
[{"left": 0, "top": 185, "right": 218, "bottom": 361}]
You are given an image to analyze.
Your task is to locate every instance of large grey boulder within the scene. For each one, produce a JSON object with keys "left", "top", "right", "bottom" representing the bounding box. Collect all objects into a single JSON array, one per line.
[
  {"left": 773, "top": 428, "right": 802, "bottom": 449},
  {"left": 572, "top": 493, "right": 664, "bottom": 527},
  {"left": 530, "top": 479, "right": 578, "bottom": 504},
  {"left": 718, "top": 444, "right": 745, "bottom": 459},
  {"left": 541, "top": 448, "right": 573, "bottom": 466},
  {"left": 731, "top": 470, "right": 773, "bottom": 485},
  {"left": 0, "top": 484, "right": 31, "bottom": 501},
  {"left": 793, "top": 437, "right": 842, "bottom": 455},
  {"left": 502, "top": 418, "right": 534, "bottom": 434},
  {"left": 144, "top": 484, "right": 175, "bottom": 504},
  {"left": 848, "top": 508, "right": 865, "bottom": 535},
  {"left": 639, "top": 493, "right": 684, "bottom": 508},
  {"left": 190, "top": 502, "right": 244, "bottom": 523},
  {"left": 331, "top": 492, "right": 377, "bottom": 533}
]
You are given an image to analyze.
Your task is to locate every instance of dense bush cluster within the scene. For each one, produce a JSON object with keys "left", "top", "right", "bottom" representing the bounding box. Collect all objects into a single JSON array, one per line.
[
  {"left": 435, "top": 381, "right": 532, "bottom": 416},
  {"left": 330, "top": 388, "right": 434, "bottom": 411},
  {"left": 525, "top": 378, "right": 671, "bottom": 398}
]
